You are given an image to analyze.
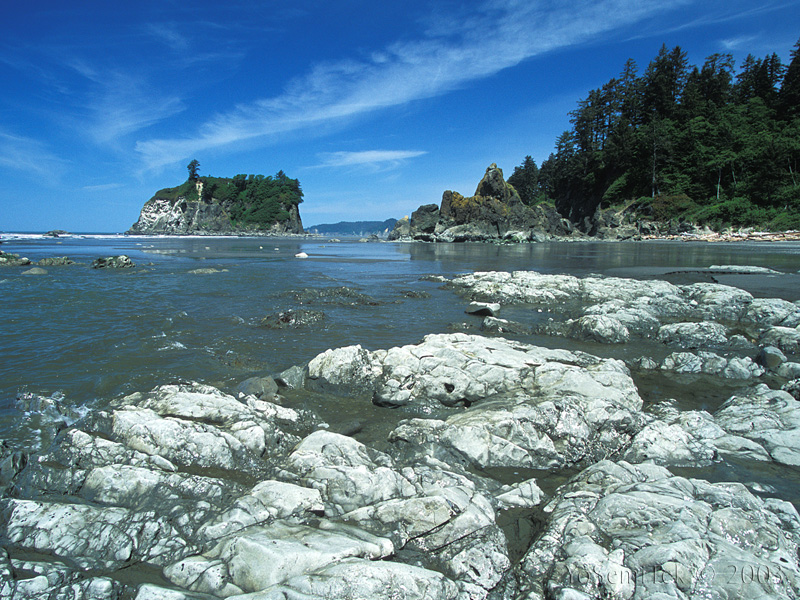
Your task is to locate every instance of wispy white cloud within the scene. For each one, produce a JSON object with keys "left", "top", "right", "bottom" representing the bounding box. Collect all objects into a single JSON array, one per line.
[
  {"left": 721, "top": 35, "right": 758, "bottom": 51},
  {"left": 82, "top": 182, "right": 124, "bottom": 192},
  {"left": 145, "top": 23, "right": 190, "bottom": 52},
  {"left": 0, "top": 130, "right": 68, "bottom": 181},
  {"left": 314, "top": 150, "right": 427, "bottom": 169},
  {"left": 135, "top": 0, "right": 690, "bottom": 170},
  {"left": 66, "top": 63, "right": 185, "bottom": 144},
  {"left": 652, "top": 1, "right": 799, "bottom": 37}
]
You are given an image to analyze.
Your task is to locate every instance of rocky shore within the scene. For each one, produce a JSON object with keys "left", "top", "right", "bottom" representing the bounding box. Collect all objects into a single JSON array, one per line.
[
  {"left": 2, "top": 270, "right": 800, "bottom": 599},
  {"left": 388, "top": 163, "right": 800, "bottom": 244}
]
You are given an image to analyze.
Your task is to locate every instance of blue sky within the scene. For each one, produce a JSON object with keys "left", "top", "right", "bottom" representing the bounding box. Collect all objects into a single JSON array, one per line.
[{"left": 1, "top": 1, "right": 799, "bottom": 232}]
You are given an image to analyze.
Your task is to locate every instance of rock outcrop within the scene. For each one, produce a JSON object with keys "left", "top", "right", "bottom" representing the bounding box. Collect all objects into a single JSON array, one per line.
[
  {"left": 92, "top": 255, "right": 135, "bottom": 269},
  {"left": 1, "top": 380, "right": 541, "bottom": 600},
  {"left": 128, "top": 177, "right": 304, "bottom": 235},
  {"left": 0, "top": 250, "right": 32, "bottom": 267},
  {"left": 388, "top": 164, "right": 738, "bottom": 243},
  {"left": 448, "top": 270, "right": 800, "bottom": 359},
  {"left": 389, "top": 164, "right": 570, "bottom": 242},
  {"left": 514, "top": 460, "right": 800, "bottom": 600}
]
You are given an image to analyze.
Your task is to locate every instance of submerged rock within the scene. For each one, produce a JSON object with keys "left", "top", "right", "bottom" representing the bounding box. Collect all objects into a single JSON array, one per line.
[
  {"left": 480, "top": 316, "right": 532, "bottom": 335},
  {"left": 400, "top": 289, "right": 433, "bottom": 299},
  {"left": 237, "top": 375, "right": 279, "bottom": 401},
  {"left": 37, "top": 256, "right": 75, "bottom": 266},
  {"left": 0, "top": 251, "right": 32, "bottom": 267},
  {"left": 187, "top": 267, "right": 227, "bottom": 274},
  {"left": 759, "top": 345, "right": 788, "bottom": 370},
  {"left": 259, "top": 308, "right": 325, "bottom": 329},
  {"left": 92, "top": 255, "right": 135, "bottom": 269},
  {"left": 282, "top": 286, "right": 381, "bottom": 306}
]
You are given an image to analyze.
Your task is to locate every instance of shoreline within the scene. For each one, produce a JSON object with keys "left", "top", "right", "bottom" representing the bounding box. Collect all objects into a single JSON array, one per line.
[
  {"left": 4, "top": 228, "right": 800, "bottom": 244},
  {"left": 644, "top": 229, "right": 800, "bottom": 243}
]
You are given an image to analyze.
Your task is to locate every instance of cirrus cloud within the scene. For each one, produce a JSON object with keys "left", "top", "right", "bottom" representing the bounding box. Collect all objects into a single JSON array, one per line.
[
  {"left": 135, "top": 0, "right": 692, "bottom": 171},
  {"left": 314, "top": 150, "right": 428, "bottom": 169}
]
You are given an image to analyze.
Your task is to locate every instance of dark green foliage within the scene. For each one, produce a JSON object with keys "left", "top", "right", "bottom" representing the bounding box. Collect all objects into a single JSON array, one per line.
[
  {"left": 225, "top": 171, "right": 303, "bottom": 227},
  {"left": 153, "top": 170, "right": 303, "bottom": 229},
  {"left": 635, "top": 194, "right": 699, "bottom": 222},
  {"left": 507, "top": 156, "right": 541, "bottom": 205},
  {"left": 153, "top": 180, "right": 199, "bottom": 202},
  {"left": 779, "top": 39, "right": 800, "bottom": 120},
  {"left": 187, "top": 159, "right": 200, "bottom": 181},
  {"left": 523, "top": 37, "right": 800, "bottom": 230}
]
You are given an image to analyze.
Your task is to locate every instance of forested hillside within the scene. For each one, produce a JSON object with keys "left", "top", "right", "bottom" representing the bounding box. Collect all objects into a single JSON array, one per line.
[
  {"left": 128, "top": 164, "right": 305, "bottom": 234},
  {"left": 508, "top": 38, "right": 800, "bottom": 231},
  {"left": 186, "top": 170, "right": 303, "bottom": 228}
]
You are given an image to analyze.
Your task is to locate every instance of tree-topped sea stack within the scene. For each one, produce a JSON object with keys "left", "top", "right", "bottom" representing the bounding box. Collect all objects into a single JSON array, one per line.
[
  {"left": 129, "top": 162, "right": 304, "bottom": 235},
  {"left": 390, "top": 163, "right": 568, "bottom": 242}
]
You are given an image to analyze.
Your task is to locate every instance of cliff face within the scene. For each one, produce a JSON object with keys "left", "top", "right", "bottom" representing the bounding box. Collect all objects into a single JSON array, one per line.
[
  {"left": 129, "top": 179, "right": 304, "bottom": 235},
  {"left": 390, "top": 164, "right": 570, "bottom": 242}
]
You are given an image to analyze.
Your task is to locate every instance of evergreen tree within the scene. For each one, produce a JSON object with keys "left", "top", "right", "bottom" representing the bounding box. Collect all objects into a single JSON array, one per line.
[
  {"left": 508, "top": 156, "right": 540, "bottom": 205},
  {"left": 642, "top": 45, "right": 688, "bottom": 121},
  {"left": 778, "top": 38, "right": 800, "bottom": 120},
  {"left": 187, "top": 159, "right": 200, "bottom": 181},
  {"left": 735, "top": 53, "right": 784, "bottom": 106},
  {"left": 523, "top": 40, "right": 800, "bottom": 230}
]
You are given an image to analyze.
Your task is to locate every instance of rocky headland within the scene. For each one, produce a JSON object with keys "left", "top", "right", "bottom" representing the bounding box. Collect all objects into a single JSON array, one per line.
[
  {"left": 2, "top": 268, "right": 800, "bottom": 599},
  {"left": 389, "top": 164, "right": 800, "bottom": 244},
  {"left": 128, "top": 173, "right": 305, "bottom": 236}
]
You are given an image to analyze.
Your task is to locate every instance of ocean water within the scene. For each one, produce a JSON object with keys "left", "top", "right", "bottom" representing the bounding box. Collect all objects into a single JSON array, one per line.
[{"left": 2, "top": 235, "right": 800, "bottom": 498}]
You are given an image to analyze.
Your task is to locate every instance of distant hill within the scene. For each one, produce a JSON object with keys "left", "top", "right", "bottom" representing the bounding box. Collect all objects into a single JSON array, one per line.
[{"left": 307, "top": 219, "right": 397, "bottom": 237}]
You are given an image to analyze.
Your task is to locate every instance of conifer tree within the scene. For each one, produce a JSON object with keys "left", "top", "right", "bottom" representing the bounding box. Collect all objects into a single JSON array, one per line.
[{"left": 187, "top": 159, "right": 200, "bottom": 181}]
